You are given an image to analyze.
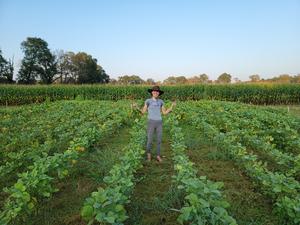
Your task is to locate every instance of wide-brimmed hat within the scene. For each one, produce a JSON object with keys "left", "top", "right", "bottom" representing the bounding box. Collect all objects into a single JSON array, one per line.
[{"left": 147, "top": 85, "right": 164, "bottom": 96}]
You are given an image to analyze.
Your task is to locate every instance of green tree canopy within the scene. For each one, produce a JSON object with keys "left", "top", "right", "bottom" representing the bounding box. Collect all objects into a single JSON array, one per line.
[
  {"left": 53, "top": 51, "right": 109, "bottom": 84},
  {"left": 118, "top": 75, "right": 144, "bottom": 84},
  {"left": 217, "top": 73, "right": 232, "bottom": 83},
  {"left": 199, "top": 74, "right": 209, "bottom": 83},
  {"left": 0, "top": 50, "right": 14, "bottom": 83},
  {"left": 17, "top": 37, "right": 57, "bottom": 84},
  {"left": 249, "top": 74, "right": 260, "bottom": 82},
  {"left": 276, "top": 74, "right": 292, "bottom": 83},
  {"left": 145, "top": 78, "right": 155, "bottom": 85},
  {"left": 72, "top": 52, "right": 109, "bottom": 84},
  {"left": 163, "top": 76, "right": 187, "bottom": 84}
]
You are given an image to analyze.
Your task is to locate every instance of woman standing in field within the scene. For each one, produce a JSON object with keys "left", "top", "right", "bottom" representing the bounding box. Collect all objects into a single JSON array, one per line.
[{"left": 132, "top": 86, "right": 176, "bottom": 162}]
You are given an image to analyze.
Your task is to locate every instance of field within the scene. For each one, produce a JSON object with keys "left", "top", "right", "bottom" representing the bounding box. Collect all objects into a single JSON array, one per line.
[
  {"left": 1, "top": 83, "right": 300, "bottom": 105},
  {"left": 1, "top": 96, "right": 300, "bottom": 225}
]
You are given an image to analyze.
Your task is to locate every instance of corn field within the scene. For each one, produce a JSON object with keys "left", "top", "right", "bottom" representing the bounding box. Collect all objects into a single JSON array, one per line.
[{"left": 0, "top": 83, "right": 300, "bottom": 105}]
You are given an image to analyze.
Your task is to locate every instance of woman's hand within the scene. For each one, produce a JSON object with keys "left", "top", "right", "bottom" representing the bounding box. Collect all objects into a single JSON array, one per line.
[{"left": 162, "top": 101, "right": 176, "bottom": 115}]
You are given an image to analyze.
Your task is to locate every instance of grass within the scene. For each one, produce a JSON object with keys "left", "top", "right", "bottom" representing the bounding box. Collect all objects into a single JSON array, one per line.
[
  {"left": 13, "top": 124, "right": 131, "bottom": 225},
  {"left": 180, "top": 122, "right": 281, "bottom": 225},
  {"left": 125, "top": 129, "right": 181, "bottom": 225}
]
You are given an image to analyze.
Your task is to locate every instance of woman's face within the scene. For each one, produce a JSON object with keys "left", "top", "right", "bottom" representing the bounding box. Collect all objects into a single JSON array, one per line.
[{"left": 152, "top": 90, "right": 160, "bottom": 98}]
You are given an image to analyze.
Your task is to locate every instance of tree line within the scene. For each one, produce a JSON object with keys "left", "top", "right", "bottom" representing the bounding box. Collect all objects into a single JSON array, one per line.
[
  {"left": 1, "top": 37, "right": 299, "bottom": 84},
  {"left": 0, "top": 37, "right": 109, "bottom": 84},
  {"left": 112, "top": 73, "right": 300, "bottom": 85}
]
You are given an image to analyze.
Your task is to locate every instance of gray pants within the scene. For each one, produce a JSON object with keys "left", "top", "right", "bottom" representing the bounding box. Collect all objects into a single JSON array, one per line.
[{"left": 146, "top": 119, "right": 162, "bottom": 156}]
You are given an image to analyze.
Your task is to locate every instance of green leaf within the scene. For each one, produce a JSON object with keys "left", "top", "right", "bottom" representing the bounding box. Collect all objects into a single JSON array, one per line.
[
  {"left": 14, "top": 182, "right": 26, "bottom": 192},
  {"left": 105, "top": 216, "right": 115, "bottom": 223},
  {"left": 28, "top": 202, "right": 35, "bottom": 210},
  {"left": 178, "top": 206, "right": 192, "bottom": 222},
  {"left": 42, "top": 192, "right": 51, "bottom": 197},
  {"left": 115, "top": 204, "right": 124, "bottom": 212},
  {"left": 81, "top": 205, "right": 94, "bottom": 221}
]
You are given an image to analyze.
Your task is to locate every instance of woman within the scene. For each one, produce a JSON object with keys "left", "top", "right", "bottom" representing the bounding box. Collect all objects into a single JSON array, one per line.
[{"left": 132, "top": 86, "right": 176, "bottom": 162}]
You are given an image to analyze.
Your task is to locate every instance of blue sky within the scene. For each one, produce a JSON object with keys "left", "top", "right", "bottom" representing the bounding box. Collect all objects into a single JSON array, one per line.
[{"left": 0, "top": 0, "right": 299, "bottom": 81}]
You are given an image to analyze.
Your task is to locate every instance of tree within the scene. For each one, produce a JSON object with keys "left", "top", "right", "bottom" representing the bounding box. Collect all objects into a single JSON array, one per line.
[
  {"left": 163, "top": 76, "right": 177, "bottom": 84},
  {"left": 0, "top": 50, "right": 14, "bottom": 83},
  {"left": 217, "top": 73, "right": 231, "bottom": 83},
  {"left": 53, "top": 50, "right": 73, "bottom": 83},
  {"left": 187, "top": 76, "right": 200, "bottom": 84},
  {"left": 163, "top": 76, "right": 187, "bottom": 84},
  {"left": 292, "top": 74, "right": 300, "bottom": 83},
  {"left": 175, "top": 76, "right": 187, "bottom": 84},
  {"left": 277, "top": 74, "right": 292, "bottom": 83},
  {"left": 109, "top": 78, "right": 118, "bottom": 84},
  {"left": 17, "top": 37, "right": 57, "bottom": 84},
  {"left": 118, "top": 75, "right": 144, "bottom": 84},
  {"left": 72, "top": 52, "right": 109, "bottom": 84},
  {"left": 17, "top": 61, "right": 37, "bottom": 84},
  {"left": 97, "top": 66, "right": 110, "bottom": 83},
  {"left": 187, "top": 74, "right": 209, "bottom": 84},
  {"left": 59, "top": 51, "right": 77, "bottom": 83},
  {"left": 199, "top": 74, "right": 209, "bottom": 83},
  {"left": 146, "top": 78, "right": 155, "bottom": 85},
  {"left": 234, "top": 77, "right": 241, "bottom": 83},
  {"left": 249, "top": 74, "right": 260, "bottom": 82},
  {"left": 53, "top": 51, "right": 109, "bottom": 84}
]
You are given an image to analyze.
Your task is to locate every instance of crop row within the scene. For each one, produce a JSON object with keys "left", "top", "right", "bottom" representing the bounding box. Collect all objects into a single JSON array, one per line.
[
  {"left": 1, "top": 83, "right": 300, "bottom": 105},
  {"left": 0, "top": 104, "right": 128, "bottom": 224},
  {"left": 166, "top": 114, "right": 237, "bottom": 225},
  {"left": 0, "top": 101, "right": 120, "bottom": 188},
  {"left": 184, "top": 101, "right": 300, "bottom": 178},
  {"left": 81, "top": 118, "right": 146, "bottom": 225},
  {"left": 181, "top": 102, "right": 300, "bottom": 224}
]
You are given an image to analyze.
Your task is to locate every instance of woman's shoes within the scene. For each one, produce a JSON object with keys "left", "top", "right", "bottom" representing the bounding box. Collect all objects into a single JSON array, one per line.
[
  {"left": 156, "top": 155, "right": 162, "bottom": 162},
  {"left": 147, "top": 154, "right": 163, "bottom": 163}
]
